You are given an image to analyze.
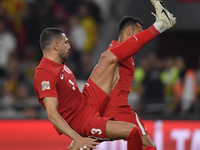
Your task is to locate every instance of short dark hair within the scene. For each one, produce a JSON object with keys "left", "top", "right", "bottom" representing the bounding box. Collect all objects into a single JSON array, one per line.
[
  {"left": 118, "top": 16, "right": 143, "bottom": 33},
  {"left": 40, "top": 27, "right": 65, "bottom": 51}
]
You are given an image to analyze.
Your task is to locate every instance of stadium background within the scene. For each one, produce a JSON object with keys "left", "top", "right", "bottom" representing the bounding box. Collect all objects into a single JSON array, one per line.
[{"left": 0, "top": 0, "right": 200, "bottom": 149}]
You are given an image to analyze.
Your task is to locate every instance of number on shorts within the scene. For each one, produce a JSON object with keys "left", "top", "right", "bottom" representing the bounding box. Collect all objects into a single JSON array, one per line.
[{"left": 91, "top": 128, "right": 102, "bottom": 135}]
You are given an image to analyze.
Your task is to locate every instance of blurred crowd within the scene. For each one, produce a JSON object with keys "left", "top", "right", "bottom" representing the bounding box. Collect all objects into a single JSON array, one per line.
[
  {"left": 0, "top": 0, "right": 199, "bottom": 119},
  {"left": 0, "top": 0, "right": 118, "bottom": 118},
  {"left": 130, "top": 53, "right": 200, "bottom": 119}
]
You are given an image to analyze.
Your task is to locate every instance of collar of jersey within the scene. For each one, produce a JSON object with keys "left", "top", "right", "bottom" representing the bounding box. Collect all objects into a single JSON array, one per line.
[
  {"left": 42, "top": 57, "right": 64, "bottom": 67},
  {"left": 111, "top": 40, "right": 120, "bottom": 45}
]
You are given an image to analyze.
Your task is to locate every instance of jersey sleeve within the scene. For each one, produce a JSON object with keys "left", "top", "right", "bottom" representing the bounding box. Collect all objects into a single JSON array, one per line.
[{"left": 34, "top": 69, "right": 58, "bottom": 100}]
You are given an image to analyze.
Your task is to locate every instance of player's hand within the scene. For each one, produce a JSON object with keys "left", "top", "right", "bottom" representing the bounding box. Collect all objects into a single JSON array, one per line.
[
  {"left": 75, "top": 137, "right": 100, "bottom": 150},
  {"left": 112, "top": 66, "right": 120, "bottom": 89}
]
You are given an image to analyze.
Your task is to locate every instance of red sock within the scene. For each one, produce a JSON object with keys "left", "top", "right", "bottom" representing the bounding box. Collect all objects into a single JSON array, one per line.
[
  {"left": 126, "top": 127, "right": 143, "bottom": 150},
  {"left": 144, "top": 146, "right": 157, "bottom": 150},
  {"left": 110, "top": 25, "right": 160, "bottom": 62}
]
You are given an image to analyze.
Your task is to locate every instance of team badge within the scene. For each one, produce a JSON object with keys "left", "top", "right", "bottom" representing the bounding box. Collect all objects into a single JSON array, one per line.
[{"left": 41, "top": 81, "right": 50, "bottom": 91}]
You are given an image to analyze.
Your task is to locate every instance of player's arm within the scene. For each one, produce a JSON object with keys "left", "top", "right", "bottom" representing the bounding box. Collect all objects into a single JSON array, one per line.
[
  {"left": 43, "top": 97, "right": 99, "bottom": 150},
  {"left": 112, "top": 65, "right": 120, "bottom": 89}
]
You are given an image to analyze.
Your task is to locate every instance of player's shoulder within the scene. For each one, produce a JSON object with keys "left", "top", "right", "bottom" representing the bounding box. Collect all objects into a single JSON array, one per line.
[
  {"left": 107, "top": 40, "right": 120, "bottom": 50},
  {"left": 35, "top": 62, "right": 57, "bottom": 77},
  {"left": 35, "top": 66, "right": 57, "bottom": 76},
  {"left": 33, "top": 67, "right": 58, "bottom": 88}
]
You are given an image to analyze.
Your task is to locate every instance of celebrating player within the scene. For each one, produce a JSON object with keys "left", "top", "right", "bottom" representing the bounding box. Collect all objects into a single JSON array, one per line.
[{"left": 33, "top": 0, "right": 176, "bottom": 150}]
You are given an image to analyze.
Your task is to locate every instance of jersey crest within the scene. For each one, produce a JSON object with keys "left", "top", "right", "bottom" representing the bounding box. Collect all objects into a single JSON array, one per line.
[{"left": 41, "top": 81, "right": 50, "bottom": 91}]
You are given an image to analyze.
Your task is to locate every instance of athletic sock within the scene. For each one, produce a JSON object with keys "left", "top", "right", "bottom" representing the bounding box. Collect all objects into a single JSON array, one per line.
[
  {"left": 153, "top": 20, "right": 168, "bottom": 33},
  {"left": 110, "top": 25, "right": 160, "bottom": 62},
  {"left": 126, "top": 127, "right": 143, "bottom": 150},
  {"left": 144, "top": 146, "right": 157, "bottom": 150}
]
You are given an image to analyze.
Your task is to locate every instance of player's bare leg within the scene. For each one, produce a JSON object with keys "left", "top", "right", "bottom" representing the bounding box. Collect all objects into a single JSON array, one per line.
[
  {"left": 142, "top": 135, "right": 156, "bottom": 148},
  {"left": 106, "top": 120, "right": 143, "bottom": 149},
  {"left": 90, "top": 50, "right": 118, "bottom": 95},
  {"left": 106, "top": 121, "right": 135, "bottom": 140},
  {"left": 89, "top": 29, "right": 158, "bottom": 95}
]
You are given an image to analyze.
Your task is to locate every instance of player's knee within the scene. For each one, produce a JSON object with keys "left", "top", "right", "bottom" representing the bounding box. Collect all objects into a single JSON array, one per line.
[
  {"left": 142, "top": 135, "right": 157, "bottom": 149},
  {"left": 143, "top": 144, "right": 157, "bottom": 149},
  {"left": 100, "top": 51, "right": 118, "bottom": 64},
  {"left": 145, "top": 143, "right": 157, "bottom": 149}
]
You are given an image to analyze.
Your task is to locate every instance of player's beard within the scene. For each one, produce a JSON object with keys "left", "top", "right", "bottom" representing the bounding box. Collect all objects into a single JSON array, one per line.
[{"left": 60, "top": 51, "right": 69, "bottom": 63}]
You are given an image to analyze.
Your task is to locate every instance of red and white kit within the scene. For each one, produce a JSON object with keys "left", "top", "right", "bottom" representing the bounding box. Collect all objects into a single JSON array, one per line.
[
  {"left": 103, "top": 40, "right": 148, "bottom": 136},
  {"left": 34, "top": 58, "right": 112, "bottom": 140},
  {"left": 34, "top": 26, "right": 159, "bottom": 141}
]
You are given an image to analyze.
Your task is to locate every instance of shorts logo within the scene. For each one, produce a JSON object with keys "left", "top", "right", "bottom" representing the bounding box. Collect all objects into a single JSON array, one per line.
[
  {"left": 41, "top": 81, "right": 50, "bottom": 91},
  {"left": 91, "top": 128, "right": 102, "bottom": 135}
]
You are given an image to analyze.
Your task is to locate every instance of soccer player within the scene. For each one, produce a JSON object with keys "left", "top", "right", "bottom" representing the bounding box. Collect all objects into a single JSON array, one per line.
[
  {"left": 102, "top": 16, "right": 157, "bottom": 150},
  {"left": 101, "top": 2, "right": 177, "bottom": 149},
  {"left": 33, "top": 0, "right": 176, "bottom": 150},
  {"left": 103, "top": 2, "right": 177, "bottom": 149}
]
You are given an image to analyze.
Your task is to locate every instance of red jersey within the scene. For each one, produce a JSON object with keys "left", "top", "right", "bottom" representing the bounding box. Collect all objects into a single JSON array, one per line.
[
  {"left": 108, "top": 40, "right": 135, "bottom": 107},
  {"left": 34, "top": 58, "right": 112, "bottom": 138},
  {"left": 33, "top": 58, "right": 85, "bottom": 124}
]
